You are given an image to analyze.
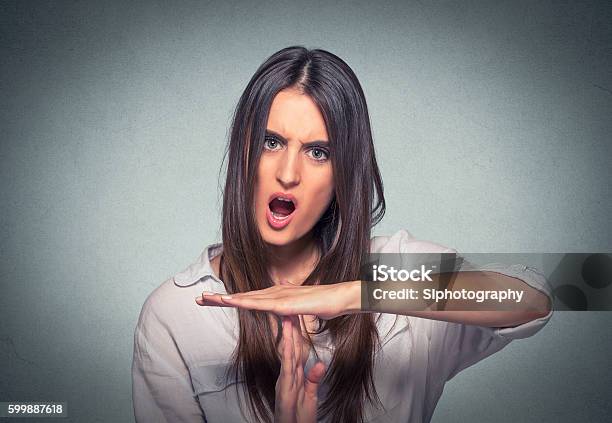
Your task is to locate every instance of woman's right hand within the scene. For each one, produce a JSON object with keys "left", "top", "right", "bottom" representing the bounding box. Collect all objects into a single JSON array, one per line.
[{"left": 274, "top": 315, "right": 326, "bottom": 423}]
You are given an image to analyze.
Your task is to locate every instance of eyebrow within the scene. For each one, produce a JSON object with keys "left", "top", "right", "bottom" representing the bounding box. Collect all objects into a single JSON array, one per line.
[{"left": 265, "top": 129, "right": 329, "bottom": 148}]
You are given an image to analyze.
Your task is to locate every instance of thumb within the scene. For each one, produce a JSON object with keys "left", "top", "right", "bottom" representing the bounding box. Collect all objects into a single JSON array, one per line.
[{"left": 303, "top": 361, "right": 326, "bottom": 398}]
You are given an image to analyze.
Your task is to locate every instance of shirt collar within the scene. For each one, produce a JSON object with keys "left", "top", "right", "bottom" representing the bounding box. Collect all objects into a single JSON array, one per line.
[{"left": 173, "top": 242, "right": 224, "bottom": 287}]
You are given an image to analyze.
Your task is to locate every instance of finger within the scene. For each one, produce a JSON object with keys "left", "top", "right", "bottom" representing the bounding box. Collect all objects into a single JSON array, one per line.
[
  {"left": 226, "top": 283, "right": 298, "bottom": 297},
  {"left": 280, "top": 317, "right": 295, "bottom": 385},
  {"left": 223, "top": 288, "right": 279, "bottom": 297},
  {"left": 232, "top": 288, "right": 301, "bottom": 304},
  {"left": 197, "top": 286, "right": 286, "bottom": 302},
  {"left": 194, "top": 295, "right": 233, "bottom": 307},
  {"left": 195, "top": 293, "right": 223, "bottom": 302},
  {"left": 287, "top": 316, "right": 296, "bottom": 376},
  {"left": 295, "top": 358, "right": 304, "bottom": 391},
  {"left": 286, "top": 317, "right": 296, "bottom": 380},
  {"left": 304, "top": 361, "right": 326, "bottom": 398},
  {"left": 220, "top": 295, "right": 293, "bottom": 314},
  {"left": 290, "top": 315, "right": 302, "bottom": 367}
]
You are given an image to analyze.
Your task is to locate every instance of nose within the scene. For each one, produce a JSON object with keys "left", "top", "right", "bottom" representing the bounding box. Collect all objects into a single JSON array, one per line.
[{"left": 276, "top": 149, "right": 301, "bottom": 188}]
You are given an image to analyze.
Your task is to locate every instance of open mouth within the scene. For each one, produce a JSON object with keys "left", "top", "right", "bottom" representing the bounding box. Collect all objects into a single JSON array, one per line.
[
  {"left": 268, "top": 197, "right": 296, "bottom": 219},
  {"left": 266, "top": 193, "right": 297, "bottom": 229}
]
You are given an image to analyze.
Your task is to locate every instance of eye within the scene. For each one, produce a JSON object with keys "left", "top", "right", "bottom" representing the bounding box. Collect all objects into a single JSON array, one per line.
[
  {"left": 264, "top": 135, "right": 282, "bottom": 151},
  {"left": 307, "top": 147, "right": 330, "bottom": 162}
]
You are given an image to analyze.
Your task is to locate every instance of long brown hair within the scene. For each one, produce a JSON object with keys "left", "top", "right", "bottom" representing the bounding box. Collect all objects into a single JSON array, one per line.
[{"left": 219, "top": 46, "right": 386, "bottom": 423}]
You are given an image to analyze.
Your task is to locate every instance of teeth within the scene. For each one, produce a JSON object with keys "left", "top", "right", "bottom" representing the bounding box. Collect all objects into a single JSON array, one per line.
[
  {"left": 276, "top": 197, "right": 293, "bottom": 203},
  {"left": 271, "top": 212, "right": 289, "bottom": 220}
]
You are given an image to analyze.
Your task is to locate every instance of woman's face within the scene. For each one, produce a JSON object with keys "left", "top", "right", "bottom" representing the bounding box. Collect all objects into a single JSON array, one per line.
[{"left": 254, "top": 88, "right": 334, "bottom": 247}]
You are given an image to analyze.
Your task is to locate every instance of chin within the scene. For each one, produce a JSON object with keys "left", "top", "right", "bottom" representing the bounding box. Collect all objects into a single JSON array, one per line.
[
  {"left": 259, "top": 229, "right": 296, "bottom": 246},
  {"left": 258, "top": 218, "right": 312, "bottom": 247}
]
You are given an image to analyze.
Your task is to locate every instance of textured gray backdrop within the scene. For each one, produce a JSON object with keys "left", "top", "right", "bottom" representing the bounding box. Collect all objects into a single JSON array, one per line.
[{"left": 1, "top": 1, "right": 611, "bottom": 422}]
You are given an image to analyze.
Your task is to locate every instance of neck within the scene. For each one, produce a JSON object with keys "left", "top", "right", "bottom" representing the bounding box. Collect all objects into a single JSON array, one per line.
[{"left": 267, "top": 233, "right": 320, "bottom": 286}]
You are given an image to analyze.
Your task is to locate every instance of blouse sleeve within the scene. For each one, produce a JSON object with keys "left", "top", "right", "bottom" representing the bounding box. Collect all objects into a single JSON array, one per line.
[
  {"left": 378, "top": 229, "right": 554, "bottom": 383},
  {"left": 427, "top": 263, "right": 554, "bottom": 382},
  {"left": 132, "top": 293, "right": 206, "bottom": 423}
]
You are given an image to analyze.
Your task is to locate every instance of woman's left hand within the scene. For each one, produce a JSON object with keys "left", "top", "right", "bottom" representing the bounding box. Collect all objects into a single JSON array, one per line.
[{"left": 195, "top": 280, "right": 361, "bottom": 320}]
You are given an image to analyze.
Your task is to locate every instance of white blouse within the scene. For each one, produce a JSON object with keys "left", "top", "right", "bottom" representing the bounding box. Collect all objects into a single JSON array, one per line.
[{"left": 132, "top": 229, "right": 553, "bottom": 422}]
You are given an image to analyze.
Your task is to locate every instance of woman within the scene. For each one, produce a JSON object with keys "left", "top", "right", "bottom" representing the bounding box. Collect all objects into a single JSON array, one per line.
[{"left": 132, "top": 46, "right": 553, "bottom": 423}]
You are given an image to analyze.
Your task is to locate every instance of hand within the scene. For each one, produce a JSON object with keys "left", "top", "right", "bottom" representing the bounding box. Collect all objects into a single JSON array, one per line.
[
  {"left": 275, "top": 315, "right": 326, "bottom": 423},
  {"left": 195, "top": 280, "right": 361, "bottom": 320}
]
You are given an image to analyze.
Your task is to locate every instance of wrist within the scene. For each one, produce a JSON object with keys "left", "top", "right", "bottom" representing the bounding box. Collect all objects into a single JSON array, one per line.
[{"left": 341, "top": 280, "right": 362, "bottom": 315}]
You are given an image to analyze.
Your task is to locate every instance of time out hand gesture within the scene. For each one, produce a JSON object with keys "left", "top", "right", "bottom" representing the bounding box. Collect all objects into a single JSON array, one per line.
[
  {"left": 195, "top": 280, "right": 361, "bottom": 320},
  {"left": 275, "top": 315, "right": 326, "bottom": 423}
]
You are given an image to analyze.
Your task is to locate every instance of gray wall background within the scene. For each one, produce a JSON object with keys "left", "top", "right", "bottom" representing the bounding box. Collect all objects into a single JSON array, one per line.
[{"left": 1, "top": 1, "right": 611, "bottom": 422}]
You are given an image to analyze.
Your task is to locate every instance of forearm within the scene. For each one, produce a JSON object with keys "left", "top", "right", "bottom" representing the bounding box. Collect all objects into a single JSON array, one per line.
[{"left": 342, "top": 271, "right": 552, "bottom": 328}]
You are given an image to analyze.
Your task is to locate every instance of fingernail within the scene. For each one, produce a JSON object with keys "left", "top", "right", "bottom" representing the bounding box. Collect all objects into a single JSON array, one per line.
[
  {"left": 221, "top": 295, "right": 232, "bottom": 300},
  {"left": 202, "top": 291, "right": 215, "bottom": 296}
]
